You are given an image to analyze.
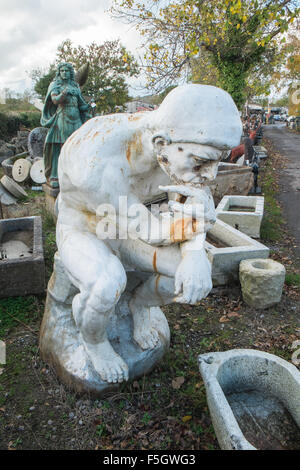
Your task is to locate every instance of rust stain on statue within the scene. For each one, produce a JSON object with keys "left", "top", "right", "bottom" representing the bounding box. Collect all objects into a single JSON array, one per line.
[
  {"left": 152, "top": 251, "right": 157, "bottom": 272},
  {"left": 170, "top": 217, "right": 197, "bottom": 243},
  {"left": 128, "top": 114, "right": 143, "bottom": 122},
  {"left": 126, "top": 146, "right": 131, "bottom": 164},
  {"left": 82, "top": 210, "right": 97, "bottom": 233},
  {"left": 177, "top": 195, "right": 187, "bottom": 204},
  {"left": 126, "top": 131, "right": 143, "bottom": 166}
]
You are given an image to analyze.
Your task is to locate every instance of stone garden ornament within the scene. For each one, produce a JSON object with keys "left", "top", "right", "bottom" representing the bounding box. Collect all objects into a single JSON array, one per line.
[
  {"left": 40, "top": 84, "right": 242, "bottom": 393},
  {"left": 41, "top": 62, "right": 91, "bottom": 189}
]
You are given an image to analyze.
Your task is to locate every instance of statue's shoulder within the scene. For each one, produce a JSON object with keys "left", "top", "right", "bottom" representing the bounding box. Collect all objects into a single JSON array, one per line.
[
  {"left": 81, "top": 112, "right": 147, "bottom": 142},
  {"left": 47, "top": 80, "right": 60, "bottom": 96}
]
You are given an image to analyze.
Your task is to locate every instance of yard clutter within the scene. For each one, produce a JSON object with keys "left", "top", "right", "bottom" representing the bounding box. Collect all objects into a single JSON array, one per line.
[
  {"left": 0, "top": 127, "right": 48, "bottom": 203},
  {"left": 239, "top": 258, "right": 286, "bottom": 309}
]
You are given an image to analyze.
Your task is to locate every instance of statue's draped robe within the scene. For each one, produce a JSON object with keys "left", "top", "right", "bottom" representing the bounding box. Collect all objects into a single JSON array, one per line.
[{"left": 41, "top": 81, "right": 90, "bottom": 180}]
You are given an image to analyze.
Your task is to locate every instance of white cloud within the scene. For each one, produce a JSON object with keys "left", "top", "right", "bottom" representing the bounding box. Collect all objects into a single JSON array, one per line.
[{"left": 0, "top": 0, "right": 146, "bottom": 95}]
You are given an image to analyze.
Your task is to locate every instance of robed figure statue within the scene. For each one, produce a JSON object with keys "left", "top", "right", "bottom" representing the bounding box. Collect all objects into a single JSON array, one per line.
[{"left": 41, "top": 62, "right": 91, "bottom": 188}]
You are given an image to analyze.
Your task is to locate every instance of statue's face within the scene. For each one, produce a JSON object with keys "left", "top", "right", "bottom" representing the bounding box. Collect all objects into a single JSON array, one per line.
[
  {"left": 60, "top": 66, "right": 71, "bottom": 81},
  {"left": 153, "top": 138, "right": 223, "bottom": 185}
]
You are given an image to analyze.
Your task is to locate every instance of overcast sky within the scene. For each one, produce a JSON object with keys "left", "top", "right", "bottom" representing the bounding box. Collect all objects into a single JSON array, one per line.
[{"left": 0, "top": 0, "right": 145, "bottom": 96}]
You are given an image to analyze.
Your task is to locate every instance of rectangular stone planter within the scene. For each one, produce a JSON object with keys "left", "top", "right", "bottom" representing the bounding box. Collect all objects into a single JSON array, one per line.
[
  {"left": 216, "top": 195, "right": 264, "bottom": 238},
  {"left": 205, "top": 219, "right": 269, "bottom": 285},
  {"left": 0, "top": 216, "right": 45, "bottom": 297},
  {"left": 253, "top": 145, "right": 268, "bottom": 159}
]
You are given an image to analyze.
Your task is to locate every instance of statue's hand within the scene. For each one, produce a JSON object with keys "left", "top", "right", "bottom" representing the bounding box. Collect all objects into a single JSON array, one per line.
[
  {"left": 62, "top": 85, "right": 72, "bottom": 96},
  {"left": 174, "top": 249, "right": 212, "bottom": 304},
  {"left": 168, "top": 200, "right": 204, "bottom": 220},
  {"left": 160, "top": 184, "right": 216, "bottom": 229},
  {"left": 159, "top": 184, "right": 208, "bottom": 203}
]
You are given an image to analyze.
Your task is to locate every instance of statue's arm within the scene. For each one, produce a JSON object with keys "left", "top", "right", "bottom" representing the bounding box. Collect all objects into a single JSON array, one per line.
[
  {"left": 77, "top": 91, "right": 92, "bottom": 120},
  {"left": 161, "top": 185, "right": 215, "bottom": 304},
  {"left": 120, "top": 201, "right": 203, "bottom": 247},
  {"left": 51, "top": 89, "right": 67, "bottom": 105}
]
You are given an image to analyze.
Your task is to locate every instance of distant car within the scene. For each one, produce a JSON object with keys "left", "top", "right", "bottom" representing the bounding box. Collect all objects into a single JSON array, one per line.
[{"left": 273, "top": 114, "right": 282, "bottom": 121}]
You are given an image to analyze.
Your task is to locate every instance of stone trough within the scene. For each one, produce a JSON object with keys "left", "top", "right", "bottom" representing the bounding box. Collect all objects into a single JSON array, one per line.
[
  {"left": 0, "top": 216, "right": 45, "bottom": 298},
  {"left": 205, "top": 219, "right": 269, "bottom": 285},
  {"left": 198, "top": 349, "right": 300, "bottom": 450},
  {"left": 210, "top": 164, "right": 254, "bottom": 205},
  {"left": 216, "top": 195, "right": 264, "bottom": 238},
  {"left": 253, "top": 145, "right": 268, "bottom": 160}
]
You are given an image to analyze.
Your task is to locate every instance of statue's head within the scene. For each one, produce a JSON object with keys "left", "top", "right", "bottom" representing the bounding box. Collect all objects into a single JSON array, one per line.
[
  {"left": 55, "top": 62, "right": 76, "bottom": 84},
  {"left": 151, "top": 84, "right": 242, "bottom": 184}
]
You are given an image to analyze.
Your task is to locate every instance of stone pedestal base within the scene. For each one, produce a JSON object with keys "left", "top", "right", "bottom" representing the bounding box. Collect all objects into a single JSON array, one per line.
[
  {"left": 42, "top": 184, "right": 59, "bottom": 222},
  {"left": 39, "top": 253, "right": 170, "bottom": 395}
]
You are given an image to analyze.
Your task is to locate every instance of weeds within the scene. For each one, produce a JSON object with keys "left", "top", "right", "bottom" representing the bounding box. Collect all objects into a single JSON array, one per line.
[{"left": 285, "top": 272, "right": 300, "bottom": 286}]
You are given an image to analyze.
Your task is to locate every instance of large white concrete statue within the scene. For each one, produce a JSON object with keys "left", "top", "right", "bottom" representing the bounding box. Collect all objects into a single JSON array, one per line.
[{"left": 40, "top": 84, "right": 242, "bottom": 393}]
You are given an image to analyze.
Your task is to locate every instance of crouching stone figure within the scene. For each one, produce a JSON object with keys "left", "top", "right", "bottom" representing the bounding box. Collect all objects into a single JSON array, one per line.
[{"left": 40, "top": 84, "right": 242, "bottom": 394}]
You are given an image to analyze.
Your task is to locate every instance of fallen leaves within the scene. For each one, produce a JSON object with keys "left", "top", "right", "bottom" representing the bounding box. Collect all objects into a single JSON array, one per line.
[
  {"left": 182, "top": 415, "right": 192, "bottom": 423},
  {"left": 219, "top": 311, "right": 242, "bottom": 322},
  {"left": 171, "top": 376, "right": 185, "bottom": 389},
  {"left": 219, "top": 316, "right": 230, "bottom": 323}
]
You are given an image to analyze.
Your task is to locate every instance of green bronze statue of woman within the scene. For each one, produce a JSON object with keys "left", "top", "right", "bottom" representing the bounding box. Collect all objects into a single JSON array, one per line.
[{"left": 41, "top": 62, "right": 91, "bottom": 188}]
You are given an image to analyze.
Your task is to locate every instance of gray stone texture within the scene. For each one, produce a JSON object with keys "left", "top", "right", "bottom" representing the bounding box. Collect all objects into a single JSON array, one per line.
[
  {"left": 0, "top": 216, "right": 45, "bottom": 297},
  {"left": 239, "top": 258, "right": 285, "bottom": 309},
  {"left": 27, "top": 127, "right": 48, "bottom": 159},
  {"left": 205, "top": 220, "right": 269, "bottom": 286},
  {"left": 198, "top": 349, "right": 300, "bottom": 450}
]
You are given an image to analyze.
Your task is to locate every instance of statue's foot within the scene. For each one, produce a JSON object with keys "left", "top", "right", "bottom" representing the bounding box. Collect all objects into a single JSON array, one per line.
[
  {"left": 129, "top": 302, "right": 160, "bottom": 350},
  {"left": 81, "top": 337, "right": 129, "bottom": 383}
]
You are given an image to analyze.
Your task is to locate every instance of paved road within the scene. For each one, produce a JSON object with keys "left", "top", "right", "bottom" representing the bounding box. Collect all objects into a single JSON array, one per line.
[{"left": 263, "top": 124, "right": 300, "bottom": 263}]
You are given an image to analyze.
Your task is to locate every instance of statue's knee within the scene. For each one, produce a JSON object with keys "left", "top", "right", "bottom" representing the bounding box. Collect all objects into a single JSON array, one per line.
[{"left": 89, "top": 270, "right": 127, "bottom": 311}]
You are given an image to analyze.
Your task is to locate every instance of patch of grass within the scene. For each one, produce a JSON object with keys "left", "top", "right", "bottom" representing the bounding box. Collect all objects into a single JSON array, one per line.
[
  {"left": 285, "top": 272, "right": 300, "bottom": 286},
  {"left": 22, "top": 189, "right": 44, "bottom": 201},
  {"left": 260, "top": 167, "right": 283, "bottom": 242},
  {"left": 141, "top": 412, "right": 152, "bottom": 425},
  {"left": 96, "top": 423, "right": 107, "bottom": 437},
  {"left": 0, "top": 296, "right": 43, "bottom": 337}
]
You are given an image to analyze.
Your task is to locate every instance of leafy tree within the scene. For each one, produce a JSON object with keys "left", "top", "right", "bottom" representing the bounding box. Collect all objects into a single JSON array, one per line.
[
  {"left": 32, "top": 39, "right": 139, "bottom": 113},
  {"left": 57, "top": 39, "right": 139, "bottom": 113},
  {"left": 270, "top": 21, "right": 300, "bottom": 114},
  {"left": 112, "top": 0, "right": 299, "bottom": 108},
  {"left": 31, "top": 65, "right": 56, "bottom": 100}
]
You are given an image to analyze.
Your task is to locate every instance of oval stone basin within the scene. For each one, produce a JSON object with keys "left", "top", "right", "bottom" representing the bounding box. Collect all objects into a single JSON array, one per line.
[{"left": 198, "top": 349, "right": 300, "bottom": 450}]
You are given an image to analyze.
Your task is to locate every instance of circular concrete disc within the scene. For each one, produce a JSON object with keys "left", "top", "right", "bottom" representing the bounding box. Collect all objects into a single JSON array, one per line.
[
  {"left": 0, "top": 175, "right": 27, "bottom": 198},
  {"left": 12, "top": 158, "right": 32, "bottom": 183},
  {"left": 30, "top": 159, "right": 46, "bottom": 184}
]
